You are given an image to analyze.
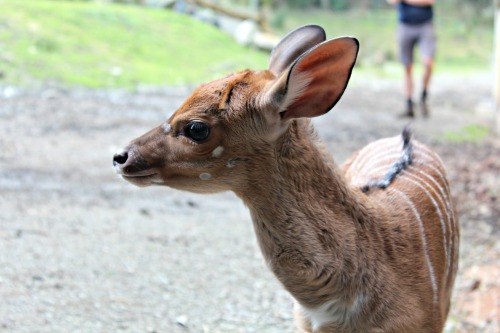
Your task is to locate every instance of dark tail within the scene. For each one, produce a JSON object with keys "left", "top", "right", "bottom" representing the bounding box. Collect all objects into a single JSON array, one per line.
[{"left": 361, "top": 126, "right": 413, "bottom": 193}]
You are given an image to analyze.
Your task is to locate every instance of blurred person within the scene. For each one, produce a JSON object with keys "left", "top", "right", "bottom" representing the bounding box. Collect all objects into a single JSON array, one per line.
[{"left": 387, "top": 0, "right": 436, "bottom": 118}]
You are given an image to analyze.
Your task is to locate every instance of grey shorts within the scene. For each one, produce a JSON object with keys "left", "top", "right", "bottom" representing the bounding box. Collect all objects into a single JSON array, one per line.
[{"left": 397, "top": 21, "right": 436, "bottom": 65}]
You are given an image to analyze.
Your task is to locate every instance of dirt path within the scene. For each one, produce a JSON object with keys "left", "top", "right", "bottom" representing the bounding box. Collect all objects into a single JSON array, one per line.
[{"left": 0, "top": 72, "right": 498, "bottom": 333}]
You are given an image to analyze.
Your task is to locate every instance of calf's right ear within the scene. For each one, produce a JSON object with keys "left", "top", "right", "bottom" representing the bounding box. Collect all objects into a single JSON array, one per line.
[{"left": 264, "top": 36, "right": 359, "bottom": 121}]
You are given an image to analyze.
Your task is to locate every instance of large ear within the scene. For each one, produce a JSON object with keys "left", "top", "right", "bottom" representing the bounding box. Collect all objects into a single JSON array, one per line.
[
  {"left": 268, "top": 25, "right": 326, "bottom": 76},
  {"left": 266, "top": 37, "right": 359, "bottom": 121}
]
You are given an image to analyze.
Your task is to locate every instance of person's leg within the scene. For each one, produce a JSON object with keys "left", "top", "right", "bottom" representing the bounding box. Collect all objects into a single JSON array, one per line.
[
  {"left": 420, "top": 56, "right": 433, "bottom": 116},
  {"left": 419, "top": 22, "right": 437, "bottom": 117},
  {"left": 398, "top": 23, "right": 417, "bottom": 117},
  {"left": 422, "top": 56, "right": 433, "bottom": 98},
  {"left": 404, "top": 62, "right": 414, "bottom": 116}
]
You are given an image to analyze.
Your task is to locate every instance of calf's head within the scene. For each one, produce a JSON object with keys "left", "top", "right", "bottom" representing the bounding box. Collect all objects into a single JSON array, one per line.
[{"left": 113, "top": 25, "right": 358, "bottom": 193}]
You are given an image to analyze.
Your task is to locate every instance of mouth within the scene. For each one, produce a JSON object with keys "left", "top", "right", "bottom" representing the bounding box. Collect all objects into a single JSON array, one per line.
[
  {"left": 115, "top": 167, "right": 160, "bottom": 187},
  {"left": 121, "top": 173, "right": 156, "bottom": 180},
  {"left": 121, "top": 173, "right": 161, "bottom": 187}
]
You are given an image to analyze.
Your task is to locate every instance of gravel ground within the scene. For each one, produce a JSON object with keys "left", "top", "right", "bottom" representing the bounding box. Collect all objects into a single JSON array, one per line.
[{"left": 0, "top": 72, "right": 498, "bottom": 333}]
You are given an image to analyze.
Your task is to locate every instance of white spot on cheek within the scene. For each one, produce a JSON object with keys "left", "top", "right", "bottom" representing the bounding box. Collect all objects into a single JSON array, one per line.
[
  {"left": 199, "top": 173, "right": 212, "bottom": 180},
  {"left": 212, "top": 146, "right": 224, "bottom": 158},
  {"left": 226, "top": 160, "right": 236, "bottom": 168},
  {"left": 162, "top": 122, "right": 171, "bottom": 134}
]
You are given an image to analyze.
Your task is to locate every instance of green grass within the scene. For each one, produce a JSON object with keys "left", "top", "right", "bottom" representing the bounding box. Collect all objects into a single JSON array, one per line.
[
  {"left": 0, "top": 1, "right": 493, "bottom": 88},
  {"left": 0, "top": 0, "right": 268, "bottom": 88},
  {"left": 441, "top": 124, "right": 490, "bottom": 143}
]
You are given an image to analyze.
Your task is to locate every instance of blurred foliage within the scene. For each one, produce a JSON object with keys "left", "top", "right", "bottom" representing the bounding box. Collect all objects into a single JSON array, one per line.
[
  {"left": 0, "top": 0, "right": 494, "bottom": 88},
  {"left": 76, "top": 0, "right": 494, "bottom": 12},
  {"left": 442, "top": 124, "right": 490, "bottom": 143},
  {"left": 0, "top": 0, "right": 268, "bottom": 88}
]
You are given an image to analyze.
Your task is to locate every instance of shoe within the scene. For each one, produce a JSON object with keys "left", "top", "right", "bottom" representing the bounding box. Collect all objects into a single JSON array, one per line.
[
  {"left": 421, "top": 90, "right": 430, "bottom": 118},
  {"left": 399, "top": 99, "right": 414, "bottom": 118}
]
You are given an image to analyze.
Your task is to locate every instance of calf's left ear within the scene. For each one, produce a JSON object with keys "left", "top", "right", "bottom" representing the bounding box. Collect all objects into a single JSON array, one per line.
[{"left": 264, "top": 37, "right": 359, "bottom": 121}]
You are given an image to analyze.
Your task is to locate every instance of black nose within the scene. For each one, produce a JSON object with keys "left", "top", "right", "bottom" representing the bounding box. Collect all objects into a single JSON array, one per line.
[{"left": 113, "top": 151, "right": 128, "bottom": 166}]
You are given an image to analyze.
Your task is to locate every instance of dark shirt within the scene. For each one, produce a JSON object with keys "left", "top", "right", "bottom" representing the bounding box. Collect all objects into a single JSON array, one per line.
[{"left": 397, "top": 2, "right": 433, "bottom": 25}]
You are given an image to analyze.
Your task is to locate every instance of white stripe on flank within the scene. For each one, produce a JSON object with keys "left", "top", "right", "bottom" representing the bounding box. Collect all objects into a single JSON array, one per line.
[
  {"left": 358, "top": 152, "right": 401, "bottom": 174},
  {"left": 350, "top": 138, "right": 399, "bottom": 172},
  {"left": 407, "top": 165, "right": 455, "bottom": 284},
  {"left": 402, "top": 171, "right": 450, "bottom": 285},
  {"left": 410, "top": 153, "right": 457, "bottom": 278},
  {"left": 390, "top": 188, "right": 438, "bottom": 304},
  {"left": 412, "top": 146, "right": 449, "bottom": 180},
  {"left": 414, "top": 144, "right": 454, "bottom": 199},
  {"left": 408, "top": 165, "right": 451, "bottom": 216},
  {"left": 358, "top": 141, "right": 457, "bottom": 288},
  {"left": 359, "top": 145, "right": 458, "bottom": 286},
  {"left": 361, "top": 154, "right": 450, "bottom": 206},
  {"left": 414, "top": 141, "right": 448, "bottom": 171},
  {"left": 359, "top": 147, "right": 442, "bottom": 174},
  {"left": 413, "top": 158, "right": 448, "bottom": 187},
  {"left": 359, "top": 150, "right": 447, "bottom": 186}
]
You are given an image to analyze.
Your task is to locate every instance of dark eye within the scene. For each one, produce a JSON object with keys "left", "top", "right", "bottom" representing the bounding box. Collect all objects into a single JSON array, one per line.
[{"left": 186, "top": 121, "right": 210, "bottom": 142}]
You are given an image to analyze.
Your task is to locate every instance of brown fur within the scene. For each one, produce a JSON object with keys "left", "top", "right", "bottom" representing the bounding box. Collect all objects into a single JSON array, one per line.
[{"left": 113, "top": 26, "right": 459, "bottom": 332}]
